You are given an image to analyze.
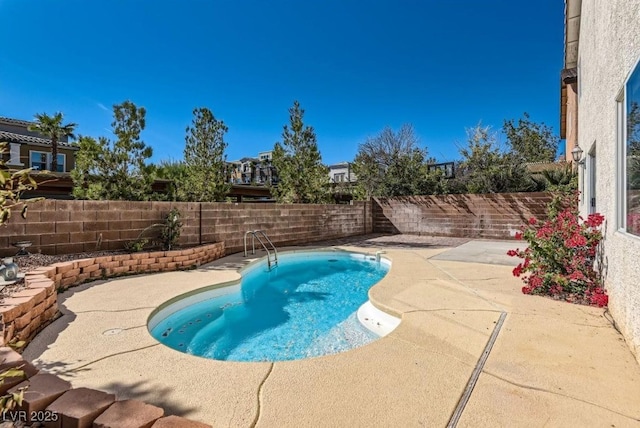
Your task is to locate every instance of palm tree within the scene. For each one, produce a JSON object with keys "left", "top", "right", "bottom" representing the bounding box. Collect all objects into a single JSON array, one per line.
[{"left": 28, "top": 112, "right": 77, "bottom": 172}]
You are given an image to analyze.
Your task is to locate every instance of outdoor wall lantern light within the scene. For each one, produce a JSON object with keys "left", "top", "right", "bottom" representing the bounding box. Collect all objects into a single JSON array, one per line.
[{"left": 571, "top": 145, "right": 585, "bottom": 165}]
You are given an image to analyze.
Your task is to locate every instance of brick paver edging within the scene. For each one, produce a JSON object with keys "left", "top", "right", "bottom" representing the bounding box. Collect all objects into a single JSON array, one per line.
[
  {"left": 0, "top": 349, "right": 212, "bottom": 427},
  {"left": 0, "top": 243, "right": 225, "bottom": 427},
  {"left": 0, "top": 242, "right": 225, "bottom": 346}
]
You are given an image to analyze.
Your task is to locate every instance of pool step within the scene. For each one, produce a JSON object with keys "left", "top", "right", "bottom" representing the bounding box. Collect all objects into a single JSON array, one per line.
[{"left": 305, "top": 313, "right": 378, "bottom": 358}]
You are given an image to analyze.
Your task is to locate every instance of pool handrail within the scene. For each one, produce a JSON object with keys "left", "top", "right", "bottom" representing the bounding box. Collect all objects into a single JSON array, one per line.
[{"left": 243, "top": 230, "right": 278, "bottom": 269}]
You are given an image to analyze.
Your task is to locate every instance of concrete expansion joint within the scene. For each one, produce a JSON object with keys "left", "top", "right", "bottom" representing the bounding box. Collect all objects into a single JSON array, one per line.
[
  {"left": 508, "top": 311, "right": 614, "bottom": 329},
  {"left": 74, "top": 306, "right": 158, "bottom": 314},
  {"left": 603, "top": 307, "right": 624, "bottom": 336},
  {"left": 250, "top": 362, "right": 274, "bottom": 428},
  {"left": 447, "top": 312, "right": 507, "bottom": 428},
  {"left": 69, "top": 343, "right": 160, "bottom": 372},
  {"left": 481, "top": 370, "right": 640, "bottom": 423},
  {"left": 403, "top": 308, "right": 504, "bottom": 315},
  {"left": 121, "top": 324, "right": 147, "bottom": 331},
  {"left": 421, "top": 257, "right": 507, "bottom": 313},
  {"left": 388, "top": 335, "right": 476, "bottom": 370}
]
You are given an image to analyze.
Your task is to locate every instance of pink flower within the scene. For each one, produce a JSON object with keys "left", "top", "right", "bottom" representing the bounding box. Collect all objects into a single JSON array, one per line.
[
  {"left": 536, "top": 227, "right": 553, "bottom": 239},
  {"left": 513, "top": 196, "right": 607, "bottom": 307},
  {"left": 549, "top": 285, "right": 563, "bottom": 295},
  {"left": 569, "top": 271, "right": 585, "bottom": 281},
  {"left": 585, "top": 213, "right": 605, "bottom": 228},
  {"left": 528, "top": 275, "right": 542, "bottom": 288},
  {"left": 565, "top": 234, "right": 588, "bottom": 248},
  {"left": 589, "top": 291, "right": 609, "bottom": 307},
  {"left": 512, "top": 264, "right": 523, "bottom": 277}
]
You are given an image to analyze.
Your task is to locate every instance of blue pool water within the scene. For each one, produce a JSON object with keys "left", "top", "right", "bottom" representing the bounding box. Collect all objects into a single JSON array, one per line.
[{"left": 148, "top": 251, "right": 390, "bottom": 362}]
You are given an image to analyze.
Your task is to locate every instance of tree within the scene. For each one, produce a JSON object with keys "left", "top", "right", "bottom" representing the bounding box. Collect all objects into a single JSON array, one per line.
[
  {"left": 457, "top": 124, "right": 535, "bottom": 194},
  {"left": 503, "top": 112, "right": 559, "bottom": 163},
  {"left": 352, "top": 124, "right": 442, "bottom": 198},
  {"left": 151, "top": 160, "right": 189, "bottom": 201},
  {"left": 182, "top": 108, "right": 231, "bottom": 202},
  {"left": 70, "top": 136, "right": 105, "bottom": 199},
  {"left": 70, "top": 101, "right": 154, "bottom": 200},
  {"left": 28, "top": 112, "right": 76, "bottom": 172},
  {"left": 271, "top": 101, "right": 330, "bottom": 203},
  {"left": 0, "top": 143, "right": 39, "bottom": 225},
  {"left": 540, "top": 164, "right": 577, "bottom": 192}
]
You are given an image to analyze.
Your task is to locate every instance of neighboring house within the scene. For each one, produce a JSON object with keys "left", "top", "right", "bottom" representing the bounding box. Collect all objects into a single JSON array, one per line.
[
  {"left": 328, "top": 161, "right": 356, "bottom": 183},
  {"left": 0, "top": 117, "right": 78, "bottom": 173},
  {"left": 562, "top": 0, "right": 640, "bottom": 363},
  {"left": 228, "top": 150, "right": 278, "bottom": 185},
  {"left": 426, "top": 161, "right": 455, "bottom": 179}
]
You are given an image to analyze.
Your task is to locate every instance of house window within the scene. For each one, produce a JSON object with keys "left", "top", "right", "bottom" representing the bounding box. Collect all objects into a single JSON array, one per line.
[
  {"left": 334, "top": 173, "right": 345, "bottom": 182},
  {"left": 29, "top": 151, "right": 65, "bottom": 172},
  {"left": 622, "top": 59, "right": 640, "bottom": 237},
  {"left": 427, "top": 162, "right": 455, "bottom": 179}
]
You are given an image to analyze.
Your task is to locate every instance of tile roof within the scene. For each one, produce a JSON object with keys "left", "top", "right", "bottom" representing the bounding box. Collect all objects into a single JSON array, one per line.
[
  {"left": 0, "top": 117, "right": 34, "bottom": 127},
  {"left": 0, "top": 130, "right": 78, "bottom": 149}
]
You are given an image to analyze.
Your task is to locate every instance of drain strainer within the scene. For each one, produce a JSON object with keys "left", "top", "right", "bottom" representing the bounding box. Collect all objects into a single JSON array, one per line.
[{"left": 102, "top": 328, "right": 124, "bottom": 336}]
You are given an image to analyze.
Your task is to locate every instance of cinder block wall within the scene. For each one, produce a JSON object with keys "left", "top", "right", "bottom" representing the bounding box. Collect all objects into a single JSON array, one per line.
[
  {"left": 200, "top": 201, "right": 371, "bottom": 254},
  {"left": 372, "top": 193, "right": 552, "bottom": 239},
  {"left": 0, "top": 200, "right": 371, "bottom": 256}
]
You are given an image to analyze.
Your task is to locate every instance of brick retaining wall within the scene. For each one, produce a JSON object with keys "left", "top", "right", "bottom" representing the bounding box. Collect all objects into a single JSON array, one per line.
[
  {"left": 0, "top": 242, "right": 225, "bottom": 426},
  {"left": 0, "top": 242, "right": 225, "bottom": 345},
  {"left": 0, "top": 200, "right": 371, "bottom": 257},
  {"left": 372, "top": 192, "right": 552, "bottom": 239}
]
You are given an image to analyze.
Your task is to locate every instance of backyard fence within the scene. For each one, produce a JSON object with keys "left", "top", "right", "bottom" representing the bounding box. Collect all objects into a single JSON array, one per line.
[
  {"left": 0, "top": 193, "right": 552, "bottom": 257},
  {"left": 0, "top": 200, "right": 372, "bottom": 256},
  {"left": 372, "top": 192, "right": 552, "bottom": 239}
]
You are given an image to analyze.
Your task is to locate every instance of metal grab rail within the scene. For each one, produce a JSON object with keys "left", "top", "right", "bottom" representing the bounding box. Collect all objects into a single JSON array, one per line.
[{"left": 243, "top": 230, "right": 278, "bottom": 269}]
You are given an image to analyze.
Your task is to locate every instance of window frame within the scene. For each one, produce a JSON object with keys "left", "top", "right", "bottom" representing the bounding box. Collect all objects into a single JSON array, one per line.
[
  {"left": 617, "top": 89, "right": 626, "bottom": 231},
  {"left": 618, "top": 55, "right": 640, "bottom": 239},
  {"left": 29, "top": 150, "right": 66, "bottom": 172}
]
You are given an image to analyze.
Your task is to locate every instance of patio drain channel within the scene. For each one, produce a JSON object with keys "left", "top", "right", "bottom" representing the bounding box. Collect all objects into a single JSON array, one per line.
[{"left": 447, "top": 311, "right": 507, "bottom": 428}]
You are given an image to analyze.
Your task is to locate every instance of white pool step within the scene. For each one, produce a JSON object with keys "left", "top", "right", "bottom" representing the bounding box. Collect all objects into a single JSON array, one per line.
[{"left": 357, "top": 301, "right": 401, "bottom": 337}]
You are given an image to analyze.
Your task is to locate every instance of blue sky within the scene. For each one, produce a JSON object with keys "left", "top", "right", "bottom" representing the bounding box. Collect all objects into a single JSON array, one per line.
[{"left": 0, "top": 0, "right": 564, "bottom": 165}]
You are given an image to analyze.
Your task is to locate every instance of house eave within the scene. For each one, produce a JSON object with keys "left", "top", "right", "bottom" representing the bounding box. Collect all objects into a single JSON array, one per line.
[{"left": 560, "top": 0, "right": 582, "bottom": 140}]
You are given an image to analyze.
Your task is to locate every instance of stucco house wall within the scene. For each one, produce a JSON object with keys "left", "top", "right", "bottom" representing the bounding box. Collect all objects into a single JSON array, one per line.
[
  {"left": 577, "top": 0, "right": 640, "bottom": 362},
  {"left": 0, "top": 118, "right": 77, "bottom": 172}
]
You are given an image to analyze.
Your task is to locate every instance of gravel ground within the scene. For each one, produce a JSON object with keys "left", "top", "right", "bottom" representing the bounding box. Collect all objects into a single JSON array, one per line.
[
  {"left": 0, "top": 250, "right": 126, "bottom": 301},
  {"left": 11, "top": 250, "right": 127, "bottom": 273}
]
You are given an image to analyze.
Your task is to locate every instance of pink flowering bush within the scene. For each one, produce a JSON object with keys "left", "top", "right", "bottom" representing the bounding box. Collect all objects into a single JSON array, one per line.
[{"left": 508, "top": 191, "right": 608, "bottom": 307}]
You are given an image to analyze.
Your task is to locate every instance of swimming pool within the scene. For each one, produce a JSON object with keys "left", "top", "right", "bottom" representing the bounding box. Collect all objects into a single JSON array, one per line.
[{"left": 148, "top": 250, "right": 393, "bottom": 362}]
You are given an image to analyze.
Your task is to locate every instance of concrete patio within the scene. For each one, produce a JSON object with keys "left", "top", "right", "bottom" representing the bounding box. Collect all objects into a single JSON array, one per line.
[{"left": 23, "top": 235, "right": 640, "bottom": 427}]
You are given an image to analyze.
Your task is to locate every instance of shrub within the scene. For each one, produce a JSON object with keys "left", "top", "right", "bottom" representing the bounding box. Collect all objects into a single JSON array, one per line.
[
  {"left": 124, "top": 208, "right": 182, "bottom": 252},
  {"left": 508, "top": 190, "right": 608, "bottom": 307},
  {"left": 124, "top": 238, "right": 149, "bottom": 253},
  {"left": 0, "top": 340, "right": 27, "bottom": 413},
  {"left": 0, "top": 143, "right": 40, "bottom": 226},
  {"left": 160, "top": 208, "right": 182, "bottom": 251}
]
